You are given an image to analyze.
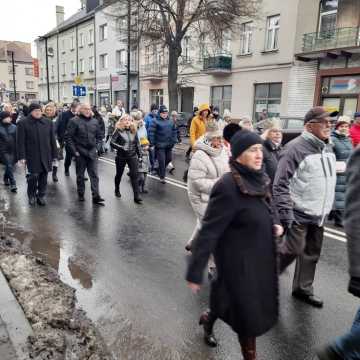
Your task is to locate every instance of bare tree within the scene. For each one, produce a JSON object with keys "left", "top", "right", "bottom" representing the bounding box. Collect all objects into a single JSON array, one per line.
[{"left": 105, "top": 0, "right": 261, "bottom": 111}]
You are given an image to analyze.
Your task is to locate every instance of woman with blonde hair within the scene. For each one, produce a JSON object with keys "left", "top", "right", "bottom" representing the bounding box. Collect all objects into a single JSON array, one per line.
[
  {"left": 110, "top": 114, "right": 143, "bottom": 204},
  {"left": 43, "top": 102, "right": 60, "bottom": 182}
]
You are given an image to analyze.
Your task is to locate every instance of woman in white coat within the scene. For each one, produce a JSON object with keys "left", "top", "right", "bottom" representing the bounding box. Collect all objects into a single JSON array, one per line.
[{"left": 186, "top": 121, "right": 230, "bottom": 276}]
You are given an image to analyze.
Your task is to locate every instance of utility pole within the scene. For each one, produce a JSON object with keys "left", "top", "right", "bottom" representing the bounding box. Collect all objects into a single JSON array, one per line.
[
  {"left": 126, "top": 0, "right": 131, "bottom": 112},
  {"left": 10, "top": 51, "right": 17, "bottom": 101}
]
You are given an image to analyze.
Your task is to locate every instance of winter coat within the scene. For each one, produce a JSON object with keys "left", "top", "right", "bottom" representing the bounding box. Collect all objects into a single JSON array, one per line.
[
  {"left": 331, "top": 131, "right": 353, "bottom": 210},
  {"left": 110, "top": 128, "right": 141, "bottom": 158},
  {"left": 148, "top": 115, "right": 178, "bottom": 149},
  {"left": 263, "top": 139, "right": 282, "bottom": 184},
  {"left": 65, "top": 115, "right": 103, "bottom": 159},
  {"left": 16, "top": 115, "right": 58, "bottom": 173},
  {"left": 55, "top": 110, "right": 76, "bottom": 144},
  {"left": 190, "top": 115, "right": 207, "bottom": 147},
  {"left": 186, "top": 170, "right": 279, "bottom": 338},
  {"left": 95, "top": 114, "right": 106, "bottom": 139},
  {"left": 0, "top": 122, "right": 17, "bottom": 164},
  {"left": 144, "top": 113, "right": 155, "bottom": 131},
  {"left": 345, "top": 146, "right": 360, "bottom": 279},
  {"left": 350, "top": 123, "right": 360, "bottom": 147},
  {"left": 273, "top": 131, "right": 336, "bottom": 226},
  {"left": 187, "top": 137, "right": 229, "bottom": 219}
]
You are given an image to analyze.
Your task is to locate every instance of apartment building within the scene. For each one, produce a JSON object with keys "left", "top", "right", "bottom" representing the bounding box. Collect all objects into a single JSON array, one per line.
[
  {"left": 294, "top": 0, "right": 360, "bottom": 116},
  {"left": 36, "top": 2, "right": 98, "bottom": 104},
  {"left": 0, "top": 41, "right": 38, "bottom": 103}
]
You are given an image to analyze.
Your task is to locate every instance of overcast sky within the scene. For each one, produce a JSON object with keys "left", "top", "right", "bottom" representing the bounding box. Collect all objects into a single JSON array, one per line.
[{"left": 2, "top": 0, "right": 82, "bottom": 56}]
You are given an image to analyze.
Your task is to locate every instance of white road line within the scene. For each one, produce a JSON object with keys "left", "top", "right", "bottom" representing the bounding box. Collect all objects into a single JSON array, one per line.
[{"left": 99, "top": 157, "right": 348, "bottom": 243}]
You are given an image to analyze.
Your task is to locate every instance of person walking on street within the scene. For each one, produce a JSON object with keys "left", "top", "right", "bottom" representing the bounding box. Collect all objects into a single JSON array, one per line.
[
  {"left": 316, "top": 145, "right": 360, "bottom": 360},
  {"left": 185, "top": 106, "right": 199, "bottom": 161},
  {"left": 212, "top": 106, "right": 225, "bottom": 131},
  {"left": 112, "top": 100, "right": 125, "bottom": 118},
  {"left": 16, "top": 102, "right": 58, "bottom": 206},
  {"left": 138, "top": 138, "right": 150, "bottom": 194},
  {"left": 349, "top": 112, "right": 360, "bottom": 147},
  {"left": 92, "top": 106, "right": 106, "bottom": 155},
  {"left": 186, "top": 130, "right": 283, "bottom": 358},
  {"left": 0, "top": 111, "right": 17, "bottom": 193},
  {"left": 65, "top": 103, "right": 105, "bottom": 205},
  {"left": 145, "top": 104, "right": 159, "bottom": 173},
  {"left": 56, "top": 101, "right": 80, "bottom": 176},
  {"left": 329, "top": 116, "right": 353, "bottom": 228},
  {"left": 190, "top": 104, "right": 210, "bottom": 149},
  {"left": 273, "top": 106, "right": 337, "bottom": 307},
  {"left": 111, "top": 114, "right": 143, "bottom": 203},
  {"left": 43, "top": 102, "right": 61, "bottom": 183},
  {"left": 148, "top": 105, "right": 178, "bottom": 184}
]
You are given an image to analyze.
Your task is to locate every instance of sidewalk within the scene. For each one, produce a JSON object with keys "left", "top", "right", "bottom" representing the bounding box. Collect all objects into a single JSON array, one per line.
[{"left": 0, "top": 315, "right": 18, "bottom": 360}]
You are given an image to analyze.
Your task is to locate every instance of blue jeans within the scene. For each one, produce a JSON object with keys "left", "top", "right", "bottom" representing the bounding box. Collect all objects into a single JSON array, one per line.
[
  {"left": 3, "top": 163, "right": 16, "bottom": 185},
  {"left": 155, "top": 147, "right": 172, "bottom": 179},
  {"left": 334, "top": 307, "right": 360, "bottom": 359}
]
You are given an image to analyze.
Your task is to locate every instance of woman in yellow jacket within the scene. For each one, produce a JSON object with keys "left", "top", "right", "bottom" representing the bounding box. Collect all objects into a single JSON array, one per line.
[{"left": 190, "top": 104, "right": 211, "bottom": 147}]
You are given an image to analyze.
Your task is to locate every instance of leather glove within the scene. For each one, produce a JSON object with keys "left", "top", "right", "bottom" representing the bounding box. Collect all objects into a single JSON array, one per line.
[{"left": 348, "top": 277, "right": 360, "bottom": 298}]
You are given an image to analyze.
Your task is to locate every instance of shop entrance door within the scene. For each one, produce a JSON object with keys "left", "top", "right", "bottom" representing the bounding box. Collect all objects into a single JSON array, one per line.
[{"left": 322, "top": 96, "right": 358, "bottom": 116}]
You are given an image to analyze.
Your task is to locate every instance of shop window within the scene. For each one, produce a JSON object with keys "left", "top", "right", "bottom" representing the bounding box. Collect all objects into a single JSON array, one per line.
[{"left": 254, "top": 83, "right": 282, "bottom": 121}]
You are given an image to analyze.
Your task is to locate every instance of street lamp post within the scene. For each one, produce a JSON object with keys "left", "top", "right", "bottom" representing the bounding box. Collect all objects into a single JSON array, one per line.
[
  {"left": 126, "top": 0, "right": 131, "bottom": 112},
  {"left": 10, "top": 51, "right": 17, "bottom": 101}
]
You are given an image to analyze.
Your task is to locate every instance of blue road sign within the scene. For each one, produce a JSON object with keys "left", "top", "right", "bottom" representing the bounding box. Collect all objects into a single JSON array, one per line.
[{"left": 72, "top": 86, "right": 87, "bottom": 97}]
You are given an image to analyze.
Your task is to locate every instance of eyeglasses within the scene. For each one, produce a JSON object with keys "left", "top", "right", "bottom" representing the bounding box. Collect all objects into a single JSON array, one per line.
[{"left": 308, "top": 119, "right": 333, "bottom": 126}]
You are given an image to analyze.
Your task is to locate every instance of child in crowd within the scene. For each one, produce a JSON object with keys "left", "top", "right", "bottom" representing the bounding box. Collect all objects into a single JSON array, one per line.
[{"left": 138, "top": 138, "right": 150, "bottom": 194}]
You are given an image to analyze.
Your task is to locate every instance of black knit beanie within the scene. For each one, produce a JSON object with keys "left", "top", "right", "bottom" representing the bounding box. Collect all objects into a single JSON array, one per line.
[
  {"left": 223, "top": 123, "right": 241, "bottom": 142},
  {"left": 28, "top": 102, "right": 42, "bottom": 114},
  {"left": 230, "top": 130, "right": 263, "bottom": 159}
]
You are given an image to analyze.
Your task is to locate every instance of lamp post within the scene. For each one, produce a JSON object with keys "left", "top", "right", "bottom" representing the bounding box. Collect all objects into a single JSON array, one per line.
[{"left": 10, "top": 51, "right": 17, "bottom": 101}]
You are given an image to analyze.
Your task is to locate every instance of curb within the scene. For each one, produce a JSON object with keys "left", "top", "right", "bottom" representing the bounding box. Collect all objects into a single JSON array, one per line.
[{"left": 0, "top": 267, "right": 33, "bottom": 360}]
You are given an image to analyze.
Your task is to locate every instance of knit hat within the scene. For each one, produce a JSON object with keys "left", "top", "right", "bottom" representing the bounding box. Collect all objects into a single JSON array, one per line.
[
  {"left": 230, "top": 130, "right": 263, "bottom": 159},
  {"left": 198, "top": 103, "right": 210, "bottom": 115},
  {"left": 159, "top": 105, "right": 168, "bottom": 114},
  {"left": 28, "top": 102, "right": 42, "bottom": 114},
  {"left": 335, "top": 115, "right": 351, "bottom": 129},
  {"left": 140, "top": 138, "right": 149, "bottom": 146},
  {"left": 171, "top": 110, "right": 177, "bottom": 116},
  {"left": 0, "top": 111, "right": 11, "bottom": 122},
  {"left": 205, "top": 120, "right": 222, "bottom": 140},
  {"left": 304, "top": 106, "right": 339, "bottom": 124},
  {"left": 223, "top": 123, "right": 241, "bottom": 142}
]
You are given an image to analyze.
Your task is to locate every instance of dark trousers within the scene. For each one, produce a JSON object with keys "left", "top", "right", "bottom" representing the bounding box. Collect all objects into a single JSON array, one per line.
[
  {"left": 156, "top": 147, "right": 172, "bottom": 179},
  {"left": 64, "top": 145, "right": 72, "bottom": 171},
  {"left": 115, "top": 156, "right": 139, "bottom": 198},
  {"left": 149, "top": 147, "right": 156, "bottom": 171},
  {"left": 279, "top": 223, "right": 324, "bottom": 295},
  {"left": 75, "top": 155, "right": 99, "bottom": 197},
  {"left": 3, "top": 163, "right": 16, "bottom": 185},
  {"left": 27, "top": 172, "right": 48, "bottom": 199}
]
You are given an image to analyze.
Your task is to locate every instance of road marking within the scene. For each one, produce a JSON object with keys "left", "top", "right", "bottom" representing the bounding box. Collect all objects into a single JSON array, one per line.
[
  {"left": 100, "top": 157, "right": 348, "bottom": 243},
  {"left": 99, "top": 158, "right": 187, "bottom": 190}
]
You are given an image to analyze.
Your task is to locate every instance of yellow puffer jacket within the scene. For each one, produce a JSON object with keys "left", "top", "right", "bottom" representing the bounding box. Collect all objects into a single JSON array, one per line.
[{"left": 190, "top": 116, "right": 207, "bottom": 147}]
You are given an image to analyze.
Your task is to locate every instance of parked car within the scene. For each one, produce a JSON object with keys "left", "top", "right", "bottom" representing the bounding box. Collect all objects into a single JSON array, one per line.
[
  {"left": 256, "top": 117, "right": 304, "bottom": 144},
  {"left": 176, "top": 112, "right": 193, "bottom": 137}
]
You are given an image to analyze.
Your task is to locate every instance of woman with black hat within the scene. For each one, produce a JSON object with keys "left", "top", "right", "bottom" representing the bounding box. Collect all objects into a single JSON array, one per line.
[{"left": 186, "top": 130, "right": 283, "bottom": 359}]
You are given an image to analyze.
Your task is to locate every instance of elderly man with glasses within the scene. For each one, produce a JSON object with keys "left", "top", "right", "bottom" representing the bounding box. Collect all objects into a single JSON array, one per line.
[{"left": 273, "top": 106, "right": 338, "bottom": 308}]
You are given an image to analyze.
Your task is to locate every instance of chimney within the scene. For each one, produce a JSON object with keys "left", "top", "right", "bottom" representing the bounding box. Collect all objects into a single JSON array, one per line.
[{"left": 56, "top": 5, "right": 65, "bottom": 26}]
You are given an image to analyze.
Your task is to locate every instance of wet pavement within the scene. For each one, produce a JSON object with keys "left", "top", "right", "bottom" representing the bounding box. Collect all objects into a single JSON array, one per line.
[{"left": 0, "top": 147, "right": 358, "bottom": 359}]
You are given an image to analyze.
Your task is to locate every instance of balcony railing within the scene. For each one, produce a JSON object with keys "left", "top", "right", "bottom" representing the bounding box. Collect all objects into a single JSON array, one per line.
[
  {"left": 140, "top": 62, "right": 163, "bottom": 80},
  {"left": 203, "top": 54, "right": 232, "bottom": 73},
  {"left": 302, "top": 27, "right": 360, "bottom": 53}
]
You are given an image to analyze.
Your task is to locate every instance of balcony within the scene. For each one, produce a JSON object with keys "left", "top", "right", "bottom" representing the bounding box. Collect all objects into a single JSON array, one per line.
[
  {"left": 203, "top": 54, "right": 232, "bottom": 75},
  {"left": 296, "top": 27, "right": 360, "bottom": 61},
  {"left": 140, "top": 63, "right": 163, "bottom": 81},
  {"left": 117, "top": 63, "right": 138, "bottom": 76}
]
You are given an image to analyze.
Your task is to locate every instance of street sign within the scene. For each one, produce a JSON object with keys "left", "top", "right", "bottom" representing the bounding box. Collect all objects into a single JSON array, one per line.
[
  {"left": 72, "top": 86, "right": 86, "bottom": 97},
  {"left": 74, "top": 76, "right": 82, "bottom": 85}
]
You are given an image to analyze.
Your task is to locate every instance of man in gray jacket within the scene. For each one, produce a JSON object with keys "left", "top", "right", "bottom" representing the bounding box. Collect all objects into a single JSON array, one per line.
[
  {"left": 316, "top": 146, "right": 360, "bottom": 359},
  {"left": 273, "top": 106, "right": 337, "bottom": 307}
]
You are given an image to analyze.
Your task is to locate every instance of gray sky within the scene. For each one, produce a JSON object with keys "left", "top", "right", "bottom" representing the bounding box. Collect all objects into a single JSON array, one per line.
[{"left": 2, "top": 0, "right": 82, "bottom": 56}]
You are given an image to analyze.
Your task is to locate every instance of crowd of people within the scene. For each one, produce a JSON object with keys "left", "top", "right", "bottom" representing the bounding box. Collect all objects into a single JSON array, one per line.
[{"left": 1, "top": 97, "right": 360, "bottom": 359}]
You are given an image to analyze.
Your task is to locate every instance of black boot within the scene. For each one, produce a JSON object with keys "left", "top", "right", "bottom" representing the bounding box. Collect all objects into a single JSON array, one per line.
[
  {"left": 37, "top": 197, "right": 46, "bottom": 206},
  {"left": 28, "top": 196, "right": 36, "bottom": 206},
  {"left": 199, "top": 310, "right": 218, "bottom": 347},
  {"left": 93, "top": 195, "right": 105, "bottom": 205},
  {"left": 52, "top": 166, "right": 58, "bottom": 182}
]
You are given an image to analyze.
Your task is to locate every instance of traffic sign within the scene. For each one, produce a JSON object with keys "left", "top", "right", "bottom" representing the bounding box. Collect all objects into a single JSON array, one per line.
[{"left": 72, "top": 86, "right": 86, "bottom": 97}]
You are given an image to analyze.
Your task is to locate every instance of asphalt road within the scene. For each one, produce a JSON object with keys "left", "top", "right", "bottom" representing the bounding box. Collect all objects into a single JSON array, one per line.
[{"left": 1, "top": 148, "right": 358, "bottom": 360}]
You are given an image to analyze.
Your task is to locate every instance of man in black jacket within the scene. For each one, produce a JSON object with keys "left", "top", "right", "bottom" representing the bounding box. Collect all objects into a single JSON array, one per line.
[
  {"left": 16, "top": 102, "right": 58, "bottom": 206},
  {"left": 65, "top": 103, "right": 104, "bottom": 205},
  {"left": 56, "top": 101, "right": 80, "bottom": 176}
]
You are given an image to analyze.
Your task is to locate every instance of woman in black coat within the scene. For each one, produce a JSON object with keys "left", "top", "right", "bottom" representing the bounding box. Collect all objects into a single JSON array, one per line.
[{"left": 186, "top": 130, "right": 283, "bottom": 359}]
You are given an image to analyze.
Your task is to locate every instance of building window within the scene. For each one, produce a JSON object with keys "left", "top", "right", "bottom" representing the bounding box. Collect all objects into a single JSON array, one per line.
[
  {"left": 265, "top": 15, "right": 280, "bottom": 51},
  {"left": 79, "top": 33, "right": 84, "bottom": 47},
  {"left": 9, "top": 80, "right": 17, "bottom": 89},
  {"left": 70, "top": 36, "right": 75, "bottom": 50},
  {"left": 211, "top": 85, "right": 232, "bottom": 115},
  {"left": 89, "top": 56, "right": 95, "bottom": 72},
  {"left": 25, "top": 67, "right": 33, "bottom": 76},
  {"left": 62, "top": 63, "right": 66, "bottom": 76},
  {"left": 99, "top": 54, "right": 108, "bottom": 70},
  {"left": 71, "top": 60, "right": 76, "bottom": 74},
  {"left": 319, "top": 0, "right": 338, "bottom": 33},
  {"left": 99, "top": 24, "right": 108, "bottom": 41},
  {"left": 89, "top": 29, "right": 94, "bottom": 44},
  {"left": 26, "top": 81, "right": 34, "bottom": 89},
  {"left": 183, "top": 36, "right": 191, "bottom": 62},
  {"left": 8, "top": 66, "right": 16, "bottom": 74},
  {"left": 79, "top": 58, "right": 85, "bottom": 73},
  {"left": 51, "top": 65, "right": 55, "bottom": 77},
  {"left": 149, "top": 89, "right": 164, "bottom": 107},
  {"left": 116, "top": 49, "right": 126, "bottom": 68},
  {"left": 145, "top": 46, "right": 151, "bottom": 65},
  {"left": 240, "top": 22, "right": 253, "bottom": 55},
  {"left": 61, "top": 39, "right": 66, "bottom": 53},
  {"left": 253, "top": 83, "right": 282, "bottom": 121}
]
